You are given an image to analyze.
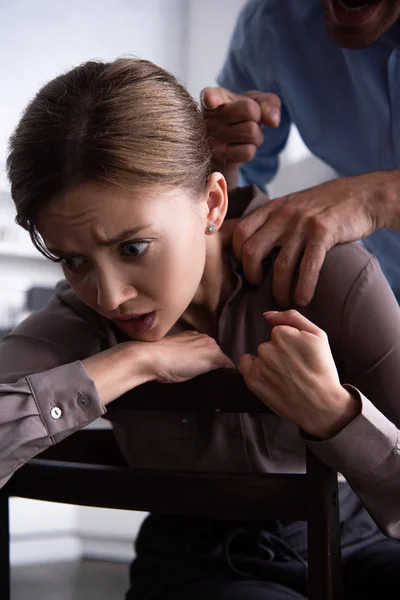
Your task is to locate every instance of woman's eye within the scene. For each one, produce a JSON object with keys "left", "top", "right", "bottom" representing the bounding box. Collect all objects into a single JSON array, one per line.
[
  {"left": 121, "top": 241, "right": 149, "bottom": 258},
  {"left": 61, "top": 256, "right": 88, "bottom": 272}
]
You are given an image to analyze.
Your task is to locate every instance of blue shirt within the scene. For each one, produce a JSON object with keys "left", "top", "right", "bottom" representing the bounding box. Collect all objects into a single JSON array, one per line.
[{"left": 218, "top": 0, "right": 400, "bottom": 301}]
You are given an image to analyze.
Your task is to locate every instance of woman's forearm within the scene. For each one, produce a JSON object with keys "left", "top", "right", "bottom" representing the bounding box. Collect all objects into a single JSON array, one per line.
[{"left": 82, "top": 342, "right": 154, "bottom": 406}]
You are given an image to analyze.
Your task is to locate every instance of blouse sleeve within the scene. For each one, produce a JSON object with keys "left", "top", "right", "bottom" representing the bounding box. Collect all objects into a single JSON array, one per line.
[
  {"left": 0, "top": 293, "right": 107, "bottom": 489},
  {"left": 301, "top": 242, "right": 400, "bottom": 537}
]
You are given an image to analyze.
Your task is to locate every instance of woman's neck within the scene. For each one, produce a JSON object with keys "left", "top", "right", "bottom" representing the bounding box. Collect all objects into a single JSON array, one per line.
[{"left": 180, "top": 233, "right": 236, "bottom": 337}]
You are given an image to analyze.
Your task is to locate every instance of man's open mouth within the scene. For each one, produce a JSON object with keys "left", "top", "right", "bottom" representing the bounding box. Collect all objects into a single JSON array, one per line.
[{"left": 329, "top": 0, "right": 382, "bottom": 27}]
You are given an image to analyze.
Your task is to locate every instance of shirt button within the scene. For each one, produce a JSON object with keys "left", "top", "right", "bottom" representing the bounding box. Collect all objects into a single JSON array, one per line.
[
  {"left": 51, "top": 407, "right": 62, "bottom": 420},
  {"left": 77, "top": 393, "right": 90, "bottom": 408}
]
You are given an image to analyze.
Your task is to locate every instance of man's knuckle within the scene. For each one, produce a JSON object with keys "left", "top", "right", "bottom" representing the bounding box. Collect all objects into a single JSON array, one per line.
[
  {"left": 243, "top": 120, "right": 259, "bottom": 139},
  {"left": 241, "top": 144, "right": 257, "bottom": 162},
  {"left": 277, "top": 205, "right": 296, "bottom": 223},
  {"left": 309, "top": 215, "right": 328, "bottom": 237},
  {"left": 242, "top": 98, "right": 260, "bottom": 120},
  {"left": 233, "top": 221, "right": 248, "bottom": 242},
  {"left": 275, "top": 255, "right": 290, "bottom": 272},
  {"left": 301, "top": 255, "right": 321, "bottom": 273},
  {"left": 242, "top": 240, "right": 259, "bottom": 261}
]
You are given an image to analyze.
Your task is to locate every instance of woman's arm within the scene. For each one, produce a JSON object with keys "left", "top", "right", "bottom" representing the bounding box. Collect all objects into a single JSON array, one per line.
[
  {"left": 0, "top": 327, "right": 107, "bottom": 489},
  {"left": 239, "top": 242, "right": 400, "bottom": 537},
  {"left": 0, "top": 292, "right": 233, "bottom": 489},
  {"left": 239, "top": 307, "right": 400, "bottom": 538}
]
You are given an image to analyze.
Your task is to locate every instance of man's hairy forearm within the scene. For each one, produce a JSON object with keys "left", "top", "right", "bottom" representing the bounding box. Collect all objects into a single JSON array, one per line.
[{"left": 371, "top": 170, "right": 400, "bottom": 230}]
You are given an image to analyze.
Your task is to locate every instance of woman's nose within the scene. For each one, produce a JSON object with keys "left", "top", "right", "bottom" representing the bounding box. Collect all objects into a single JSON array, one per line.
[{"left": 96, "top": 271, "right": 138, "bottom": 313}]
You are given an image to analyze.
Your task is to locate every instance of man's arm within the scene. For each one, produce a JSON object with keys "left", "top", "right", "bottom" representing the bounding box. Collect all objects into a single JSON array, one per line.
[{"left": 202, "top": 0, "right": 291, "bottom": 191}]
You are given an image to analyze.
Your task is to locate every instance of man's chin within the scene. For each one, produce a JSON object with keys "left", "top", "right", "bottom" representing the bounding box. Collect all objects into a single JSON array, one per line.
[{"left": 327, "top": 25, "right": 380, "bottom": 48}]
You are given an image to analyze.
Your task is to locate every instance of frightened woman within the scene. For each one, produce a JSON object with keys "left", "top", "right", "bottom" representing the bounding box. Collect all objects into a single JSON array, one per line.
[{"left": 1, "top": 58, "right": 400, "bottom": 600}]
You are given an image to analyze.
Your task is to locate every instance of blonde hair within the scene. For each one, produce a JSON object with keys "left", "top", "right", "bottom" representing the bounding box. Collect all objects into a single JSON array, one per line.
[{"left": 7, "top": 58, "right": 212, "bottom": 257}]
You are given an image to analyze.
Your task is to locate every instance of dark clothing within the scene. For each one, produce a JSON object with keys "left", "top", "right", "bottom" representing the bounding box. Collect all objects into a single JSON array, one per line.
[{"left": 126, "top": 485, "right": 398, "bottom": 600}]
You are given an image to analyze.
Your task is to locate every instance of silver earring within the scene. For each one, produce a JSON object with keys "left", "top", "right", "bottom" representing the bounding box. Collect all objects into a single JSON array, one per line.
[{"left": 207, "top": 224, "right": 217, "bottom": 234}]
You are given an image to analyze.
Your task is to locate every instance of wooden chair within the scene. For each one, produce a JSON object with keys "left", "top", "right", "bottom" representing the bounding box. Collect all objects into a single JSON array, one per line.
[{"left": 0, "top": 370, "right": 343, "bottom": 600}]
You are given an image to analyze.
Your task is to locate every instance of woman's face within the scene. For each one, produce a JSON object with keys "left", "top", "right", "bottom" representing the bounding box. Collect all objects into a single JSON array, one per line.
[{"left": 37, "top": 180, "right": 220, "bottom": 341}]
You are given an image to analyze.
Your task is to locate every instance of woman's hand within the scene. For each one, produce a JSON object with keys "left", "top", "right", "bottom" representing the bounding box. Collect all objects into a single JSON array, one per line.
[
  {"left": 238, "top": 310, "right": 361, "bottom": 440},
  {"left": 149, "top": 331, "right": 235, "bottom": 384},
  {"left": 84, "top": 331, "right": 235, "bottom": 406}
]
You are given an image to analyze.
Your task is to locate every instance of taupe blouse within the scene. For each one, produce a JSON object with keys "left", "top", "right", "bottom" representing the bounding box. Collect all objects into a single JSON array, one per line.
[{"left": 0, "top": 187, "right": 399, "bottom": 537}]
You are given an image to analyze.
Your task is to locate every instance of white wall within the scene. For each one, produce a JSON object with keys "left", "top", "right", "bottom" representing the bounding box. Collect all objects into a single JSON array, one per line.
[
  {"left": 184, "top": 0, "right": 247, "bottom": 100},
  {"left": 77, "top": 506, "right": 147, "bottom": 562},
  {"left": 0, "top": 0, "right": 186, "bottom": 190},
  {"left": 10, "top": 499, "right": 80, "bottom": 565}
]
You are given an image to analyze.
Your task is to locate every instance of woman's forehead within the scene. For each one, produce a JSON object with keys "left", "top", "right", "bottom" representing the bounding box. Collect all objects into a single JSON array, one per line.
[{"left": 36, "top": 181, "right": 198, "bottom": 245}]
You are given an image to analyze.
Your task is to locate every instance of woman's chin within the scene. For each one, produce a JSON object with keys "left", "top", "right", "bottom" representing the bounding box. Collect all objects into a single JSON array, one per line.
[{"left": 128, "top": 329, "right": 165, "bottom": 342}]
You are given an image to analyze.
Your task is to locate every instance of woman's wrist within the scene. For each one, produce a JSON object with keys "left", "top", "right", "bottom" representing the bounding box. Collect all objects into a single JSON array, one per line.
[
  {"left": 82, "top": 341, "right": 156, "bottom": 406},
  {"left": 312, "top": 387, "right": 362, "bottom": 441}
]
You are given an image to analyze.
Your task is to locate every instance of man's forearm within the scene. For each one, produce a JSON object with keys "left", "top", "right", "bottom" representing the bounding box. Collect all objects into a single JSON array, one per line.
[{"left": 369, "top": 170, "right": 400, "bottom": 230}]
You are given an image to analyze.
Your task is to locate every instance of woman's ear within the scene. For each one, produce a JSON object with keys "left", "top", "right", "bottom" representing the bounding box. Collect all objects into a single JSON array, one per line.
[{"left": 204, "top": 172, "right": 228, "bottom": 234}]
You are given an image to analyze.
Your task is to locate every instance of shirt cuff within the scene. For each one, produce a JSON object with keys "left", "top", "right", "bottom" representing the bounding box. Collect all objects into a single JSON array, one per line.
[
  {"left": 27, "top": 361, "right": 106, "bottom": 440},
  {"left": 305, "top": 385, "right": 398, "bottom": 482}
]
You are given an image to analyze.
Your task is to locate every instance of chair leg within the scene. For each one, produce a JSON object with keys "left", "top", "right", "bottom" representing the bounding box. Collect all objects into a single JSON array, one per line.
[
  {"left": 306, "top": 448, "right": 343, "bottom": 600},
  {"left": 0, "top": 492, "right": 10, "bottom": 600}
]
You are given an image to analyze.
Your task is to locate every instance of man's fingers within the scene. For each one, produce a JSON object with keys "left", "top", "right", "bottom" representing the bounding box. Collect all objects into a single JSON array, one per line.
[
  {"left": 225, "top": 143, "right": 258, "bottom": 165},
  {"left": 294, "top": 243, "right": 329, "bottom": 306},
  {"left": 243, "top": 91, "right": 281, "bottom": 127},
  {"left": 263, "top": 309, "right": 324, "bottom": 337},
  {"left": 272, "top": 238, "right": 305, "bottom": 307},
  {"left": 224, "top": 120, "right": 264, "bottom": 146},
  {"left": 232, "top": 204, "right": 274, "bottom": 260},
  {"left": 202, "top": 87, "right": 281, "bottom": 129},
  {"left": 240, "top": 226, "right": 278, "bottom": 285},
  {"left": 233, "top": 208, "right": 285, "bottom": 285},
  {"left": 204, "top": 97, "right": 263, "bottom": 126},
  {"left": 207, "top": 121, "right": 264, "bottom": 166},
  {"left": 201, "top": 86, "right": 239, "bottom": 110}
]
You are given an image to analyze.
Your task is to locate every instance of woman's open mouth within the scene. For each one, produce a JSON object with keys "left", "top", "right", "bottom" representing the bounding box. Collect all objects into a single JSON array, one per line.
[
  {"left": 329, "top": 0, "right": 383, "bottom": 27},
  {"left": 114, "top": 311, "right": 157, "bottom": 336}
]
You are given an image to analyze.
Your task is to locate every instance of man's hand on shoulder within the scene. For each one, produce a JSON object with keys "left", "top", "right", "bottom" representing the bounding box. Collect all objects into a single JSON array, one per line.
[{"left": 232, "top": 174, "right": 384, "bottom": 307}]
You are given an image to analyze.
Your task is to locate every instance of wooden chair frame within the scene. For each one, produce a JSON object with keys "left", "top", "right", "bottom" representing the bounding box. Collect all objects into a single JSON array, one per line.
[{"left": 0, "top": 372, "right": 344, "bottom": 599}]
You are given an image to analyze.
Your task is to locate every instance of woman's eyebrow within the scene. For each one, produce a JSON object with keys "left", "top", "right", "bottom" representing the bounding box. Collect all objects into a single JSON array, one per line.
[
  {"left": 97, "top": 225, "right": 151, "bottom": 246},
  {"left": 46, "top": 225, "right": 151, "bottom": 256}
]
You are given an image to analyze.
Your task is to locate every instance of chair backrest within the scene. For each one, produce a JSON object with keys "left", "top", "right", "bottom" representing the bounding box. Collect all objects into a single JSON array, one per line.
[{"left": 0, "top": 369, "right": 343, "bottom": 599}]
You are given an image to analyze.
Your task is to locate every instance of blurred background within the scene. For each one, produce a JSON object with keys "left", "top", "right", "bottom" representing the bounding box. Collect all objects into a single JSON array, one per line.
[{"left": 0, "top": 0, "right": 335, "bottom": 596}]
